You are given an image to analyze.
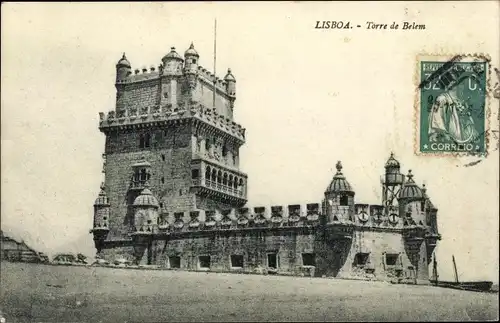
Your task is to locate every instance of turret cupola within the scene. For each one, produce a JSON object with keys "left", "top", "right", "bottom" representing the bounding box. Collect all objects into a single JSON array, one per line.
[
  {"left": 116, "top": 53, "right": 132, "bottom": 83},
  {"left": 161, "top": 47, "right": 184, "bottom": 76},
  {"left": 94, "top": 184, "right": 110, "bottom": 207},
  {"left": 184, "top": 42, "right": 199, "bottom": 59},
  {"left": 325, "top": 161, "right": 354, "bottom": 195},
  {"left": 398, "top": 170, "right": 424, "bottom": 201},
  {"left": 385, "top": 152, "right": 401, "bottom": 170},
  {"left": 184, "top": 42, "right": 199, "bottom": 76},
  {"left": 133, "top": 181, "right": 159, "bottom": 208}
]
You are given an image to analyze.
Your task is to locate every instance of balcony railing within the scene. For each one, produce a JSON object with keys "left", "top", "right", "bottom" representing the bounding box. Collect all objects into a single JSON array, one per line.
[{"left": 191, "top": 178, "right": 246, "bottom": 198}]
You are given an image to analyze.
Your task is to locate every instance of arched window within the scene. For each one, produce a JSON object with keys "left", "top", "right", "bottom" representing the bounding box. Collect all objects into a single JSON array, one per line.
[
  {"left": 211, "top": 169, "right": 217, "bottom": 182},
  {"left": 228, "top": 175, "right": 234, "bottom": 188},
  {"left": 140, "top": 169, "right": 147, "bottom": 181},
  {"left": 222, "top": 145, "right": 228, "bottom": 158},
  {"left": 139, "top": 133, "right": 151, "bottom": 149},
  {"left": 205, "top": 166, "right": 211, "bottom": 181},
  {"left": 217, "top": 170, "right": 222, "bottom": 184},
  {"left": 233, "top": 177, "right": 239, "bottom": 189}
]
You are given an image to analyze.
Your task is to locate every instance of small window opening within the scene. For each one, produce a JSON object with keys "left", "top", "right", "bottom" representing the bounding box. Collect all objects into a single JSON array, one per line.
[
  {"left": 267, "top": 253, "right": 278, "bottom": 269},
  {"left": 192, "top": 59, "right": 197, "bottom": 64},
  {"left": 340, "top": 195, "right": 349, "bottom": 206},
  {"left": 198, "top": 256, "right": 211, "bottom": 269},
  {"left": 159, "top": 202, "right": 164, "bottom": 209},
  {"left": 147, "top": 220, "right": 151, "bottom": 224},
  {"left": 191, "top": 169, "right": 200, "bottom": 179},
  {"left": 205, "top": 139, "right": 210, "bottom": 151},
  {"left": 385, "top": 254, "right": 399, "bottom": 266},
  {"left": 161, "top": 177, "right": 165, "bottom": 184},
  {"left": 179, "top": 189, "right": 183, "bottom": 196},
  {"left": 169, "top": 256, "right": 181, "bottom": 269},
  {"left": 222, "top": 145, "right": 228, "bottom": 157},
  {"left": 302, "top": 253, "right": 316, "bottom": 266},
  {"left": 353, "top": 253, "right": 370, "bottom": 267},
  {"left": 161, "top": 154, "right": 166, "bottom": 161},
  {"left": 230, "top": 255, "right": 244, "bottom": 268},
  {"left": 103, "top": 217, "right": 107, "bottom": 221}
]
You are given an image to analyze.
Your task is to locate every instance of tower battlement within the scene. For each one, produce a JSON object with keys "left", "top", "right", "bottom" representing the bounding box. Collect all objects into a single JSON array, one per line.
[{"left": 98, "top": 102, "right": 246, "bottom": 142}]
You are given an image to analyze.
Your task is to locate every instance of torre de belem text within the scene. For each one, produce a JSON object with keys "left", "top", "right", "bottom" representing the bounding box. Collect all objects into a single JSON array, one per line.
[{"left": 90, "top": 44, "right": 441, "bottom": 284}]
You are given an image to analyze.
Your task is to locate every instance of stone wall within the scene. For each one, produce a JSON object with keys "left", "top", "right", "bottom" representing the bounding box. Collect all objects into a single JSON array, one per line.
[{"left": 104, "top": 124, "right": 196, "bottom": 240}]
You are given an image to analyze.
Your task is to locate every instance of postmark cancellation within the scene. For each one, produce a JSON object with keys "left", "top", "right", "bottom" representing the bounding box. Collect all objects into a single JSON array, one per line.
[{"left": 414, "top": 54, "right": 492, "bottom": 156}]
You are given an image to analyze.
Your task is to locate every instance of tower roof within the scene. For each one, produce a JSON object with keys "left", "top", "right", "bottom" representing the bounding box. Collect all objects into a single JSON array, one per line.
[
  {"left": 116, "top": 53, "right": 131, "bottom": 68},
  {"left": 162, "top": 47, "right": 184, "bottom": 62},
  {"left": 385, "top": 152, "right": 400, "bottom": 169},
  {"left": 398, "top": 170, "right": 424, "bottom": 200},
  {"left": 184, "top": 42, "right": 199, "bottom": 57},
  {"left": 325, "top": 161, "right": 353, "bottom": 194},
  {"left": 94, "top": 183, "right": 110, "bottom": 206},
  {"left": 133, "top": 182, "right": 159, "bottom": 208},
  {"left": 224, "top": 68, "right": 236, "bottom": 82}
]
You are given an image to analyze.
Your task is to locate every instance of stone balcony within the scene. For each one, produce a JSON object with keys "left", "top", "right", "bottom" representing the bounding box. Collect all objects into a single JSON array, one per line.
[{"left": 98, "top": 103, "right": 245, "bottom": 142}]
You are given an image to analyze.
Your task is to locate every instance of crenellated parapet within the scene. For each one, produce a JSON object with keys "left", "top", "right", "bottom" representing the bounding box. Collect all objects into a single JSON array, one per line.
[
  {"left": 114, "top": 44, "right": 235, "bottom": 99},
  {"left": 152, "top": 203, "right": 323, "bottom": 236},
  {"left": 98, "top": 102, "right": 246, "bottom": 142}
]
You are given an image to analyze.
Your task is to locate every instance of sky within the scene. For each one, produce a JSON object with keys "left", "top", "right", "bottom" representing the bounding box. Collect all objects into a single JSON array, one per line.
[{"left": 1, "top": 2, "right": 499, "bottom": 282}]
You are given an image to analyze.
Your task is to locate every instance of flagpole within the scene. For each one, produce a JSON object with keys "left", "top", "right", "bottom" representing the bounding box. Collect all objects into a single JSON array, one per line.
[{"left": 213, "top": 18, "right": 217, "bottom": 109}]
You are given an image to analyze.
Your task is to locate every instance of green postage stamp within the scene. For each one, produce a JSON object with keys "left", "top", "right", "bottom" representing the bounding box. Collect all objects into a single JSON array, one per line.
[{"left": 416, "top": 54, "right": 490, "bottom": 155}]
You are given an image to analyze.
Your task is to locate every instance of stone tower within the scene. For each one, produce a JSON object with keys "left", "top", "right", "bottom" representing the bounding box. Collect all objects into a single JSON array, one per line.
[{"left": 92, "top": 44, "right": 248, "bottom": 254}]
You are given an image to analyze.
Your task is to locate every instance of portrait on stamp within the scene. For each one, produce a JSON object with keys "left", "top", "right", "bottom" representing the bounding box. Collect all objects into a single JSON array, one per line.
[{"left": 419, "top": 60, "right": 487, "bottom": 154}]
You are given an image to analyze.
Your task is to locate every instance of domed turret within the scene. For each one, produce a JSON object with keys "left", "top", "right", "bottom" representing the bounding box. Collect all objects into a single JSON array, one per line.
[
  {"left": 92, "top": 183, "right": 110, "bottom": 250},
  {"left": 184, "top": 43, "right": 199, "bottom": 87},
  {"left": 184, "top": 42, "right": 199, "bottom": 58},
  {"left": 116, "top": 53, "right": 132, "bottom": 83},
  {"left": 325, "top": 161, "right": 353, "bottom": 194},
  {"left": 133, "top": 182, "right": 159, "bottom": 208},
  {"left": 385, "top": 152, "right": 400, "bottom": 169},
  {"left": 94, "top": 185, "right": 110, "bottom": 206},
  {"left": 224, "top": 68, "right": 236, "bottom": 97},
  {"left": 132, "top": 181, "right": 159, "bottom": 237},
  {"left": 161, "top": 47, "right": 184, "bottom": 76},
  {"left": 384, "top": 152, "right": 404, "bottom": 186},
  {"left": 398, "top": 170, "right": 424, "bottom": 200}
]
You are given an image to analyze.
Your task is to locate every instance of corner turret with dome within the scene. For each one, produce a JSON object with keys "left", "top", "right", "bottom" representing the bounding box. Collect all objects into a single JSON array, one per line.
[
  {"left": 116, "top": 53, "right": 132, "bottom": 83},
  {"left": 398, "top": 170, "right": 424, "bottom": 201},
  {"left": 162, "top": 47, "right": 184, "bottom": 76}
]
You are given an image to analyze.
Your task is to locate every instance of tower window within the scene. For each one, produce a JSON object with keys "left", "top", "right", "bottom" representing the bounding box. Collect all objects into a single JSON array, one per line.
[
  {"left": 340, "top": 195, "right": 349, "bottom": 206},
  {"left": 198, "top": 256, "right": 211, "bottom": 269},
  {"left": 191, "top": 169, "right": 200, "bottom": 179},
  {"left": 169, "top": 256, "right": 181, "bottom": 269},
  {"left": 353, "top": 253, "right": 370, "bottom": 267},
  {"left": 385, "top": 254, "right": 399, "bottom": 266},
  {"left": 230, "top": 255, "right": 244, "bottom": 268},
  {"left": 192, "top": 59, "right": 197, "bottom": 64},
  {"left": 302, "top": 253, "right": 316, "bottom": 266},
  {"left": 267, "top": 253, "right": 278, "bottom": 269},
  {"left": 139, "top": 133, "right": 151, "bottom": 149}
]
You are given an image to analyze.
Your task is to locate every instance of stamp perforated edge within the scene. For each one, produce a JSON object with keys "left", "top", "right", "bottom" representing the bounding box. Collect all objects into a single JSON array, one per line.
[{"left": 413, "top": 53, "right": 493, "bottom": 158}]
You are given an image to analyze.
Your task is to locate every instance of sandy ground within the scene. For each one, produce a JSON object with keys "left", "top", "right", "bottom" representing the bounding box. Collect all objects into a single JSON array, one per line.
[{"left": 1, "top": 261, "right": 498, "bottom": 322}]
